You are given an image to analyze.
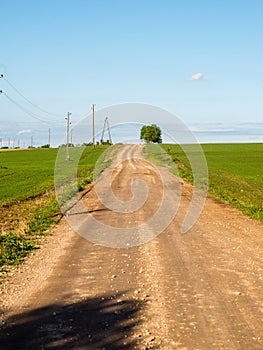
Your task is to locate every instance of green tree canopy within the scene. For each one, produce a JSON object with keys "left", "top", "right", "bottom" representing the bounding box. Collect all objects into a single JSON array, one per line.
[{"left": 140, "top": 124, "right": 162, "bottom": 144}]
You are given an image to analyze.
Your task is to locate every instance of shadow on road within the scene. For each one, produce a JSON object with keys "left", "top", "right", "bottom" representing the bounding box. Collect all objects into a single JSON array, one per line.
[
  {"left": 67, "top": 208, "right": 109, "bottom": 216},
  {"left": 0, "top": 291, "right": 144, "bottom": 349}
]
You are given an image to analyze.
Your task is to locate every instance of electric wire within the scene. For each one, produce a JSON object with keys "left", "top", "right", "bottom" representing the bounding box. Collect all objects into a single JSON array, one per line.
[
  {"left": 0, "top": 76, "right": 94, "bottom": 146},
  {"left": 2, "top": 91, "right": 63, "bottom": 125},
  {"left": 1, "top": 75, "right": 63, "bottom": 119},
  {"left": 0, "top": 75, "right": 92, "bottom": 125}
]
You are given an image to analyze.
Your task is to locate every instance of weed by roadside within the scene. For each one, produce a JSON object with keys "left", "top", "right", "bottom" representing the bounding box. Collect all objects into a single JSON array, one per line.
[
  {"left": 0, "top": 192, "right": 60, "bottom": 273},
  {"left": 0, "top": 234, "right": 34, "bottom": 269}
]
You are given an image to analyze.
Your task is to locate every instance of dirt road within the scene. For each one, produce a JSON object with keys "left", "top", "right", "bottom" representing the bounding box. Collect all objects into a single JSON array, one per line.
[{"left": 0, "top": 145, "right": 262, "bottom": 349}]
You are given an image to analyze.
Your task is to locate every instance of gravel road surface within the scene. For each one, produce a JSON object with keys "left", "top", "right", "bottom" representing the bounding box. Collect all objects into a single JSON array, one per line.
[{"left": 0, "top": 145, "right": 262, "bottom": 349}]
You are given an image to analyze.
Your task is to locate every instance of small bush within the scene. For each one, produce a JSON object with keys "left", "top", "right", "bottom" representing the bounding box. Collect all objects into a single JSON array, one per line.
[{"left": 0, "top": 234, "right": 34, "bottom": 268}]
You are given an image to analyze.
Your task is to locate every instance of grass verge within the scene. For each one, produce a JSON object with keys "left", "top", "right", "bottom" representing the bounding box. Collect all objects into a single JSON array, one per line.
[
  {"left": 0, "top": 145, "right": 110, "bottom": 273},
  {"left": 159, "top": 143, "right": 263, "bottom": 223}
]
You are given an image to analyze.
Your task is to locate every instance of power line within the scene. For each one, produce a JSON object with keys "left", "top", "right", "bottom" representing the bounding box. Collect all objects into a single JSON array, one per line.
[
  {"left": 0, "top": 75, "right": 95, "bottom": 127},
  {"left": 1, "top": 75, "right": 63, "bottom": 119},
  {"left": 1, "top": 91, "right": 64, "bottom": 125},
  {"left": 1, "top": 91, "right": 59, "bottom": 124}
]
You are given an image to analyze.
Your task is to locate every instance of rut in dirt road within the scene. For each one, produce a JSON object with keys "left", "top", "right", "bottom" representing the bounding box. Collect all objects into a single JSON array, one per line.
[{"left": 0, "top": 144, "right": 263, "bottom": 349}]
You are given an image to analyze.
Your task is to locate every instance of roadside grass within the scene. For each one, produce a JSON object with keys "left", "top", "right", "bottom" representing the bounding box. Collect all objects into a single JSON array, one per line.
[
  {"left": 160, "top": 143, "right": 263, "bottom": 222},
  {"left": 54, "top": 145, "right": 115, "bottom": 211},
  {"left": 93, "top": 144, "right": 123, "bottom": 179},
  {"left": 142, "top": 143, "right": 208, "bottom": 190},
  {"left": 142, "top": 143, "right": 175, "bottom": 169},
  {"left": 0, "top": 145, "right": 110, "bottom": 272},
  {"left": 0, "top": 234, "right": 34, "bottom": 267},
  {"left": 0, "top": 192, "right": 60, "bottom": 273}
]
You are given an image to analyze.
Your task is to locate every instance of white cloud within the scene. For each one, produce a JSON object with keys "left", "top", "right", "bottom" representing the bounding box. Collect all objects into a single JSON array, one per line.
[
  {"left": 17, "top": 129, "right": 32, "bottom": 135},
  {"left": 189, "top": 123, "right": 235, "bottom": 132},
  {"left": 188, "top": 72, "right": 208, "bottom": 81},
  {"left": 189, "top": 122, "right": 263, "bottom": 133}
]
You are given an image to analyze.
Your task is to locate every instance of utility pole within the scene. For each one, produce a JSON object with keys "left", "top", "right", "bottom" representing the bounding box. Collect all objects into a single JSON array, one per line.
[
  {"left": 92, "top": 104, "right": 95, "bottom": 148},
  {"left": 101, "top": 117, "right": 112, "bottom": 144},
  {"left": 48, "top": 128, "right": 51, "bottom": 147},
  {"left": 31, "top": 136, "right": 33, "bottom": 148},
  {"left": 66, "top": 112, "right": 71, "bottom": 160}
]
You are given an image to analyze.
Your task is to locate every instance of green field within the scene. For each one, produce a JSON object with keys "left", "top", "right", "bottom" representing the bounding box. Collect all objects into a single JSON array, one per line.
[
  {"left": 0, "top": 145, "right": 110, "bottom": 271},
  {"left": 161, "top": 143, "right": 263, "bottom": 222},
  {"left": 0, "top": 148, "right": 58, "bottom": 207},
  {"left": 0, "top": 146, "right": 110, "bottom": 207}
]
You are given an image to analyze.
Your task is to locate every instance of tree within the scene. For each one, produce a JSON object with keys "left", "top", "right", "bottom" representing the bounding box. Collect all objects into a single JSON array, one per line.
[{"left": 140, "top": 124, "right": 162, "bottom": 144}]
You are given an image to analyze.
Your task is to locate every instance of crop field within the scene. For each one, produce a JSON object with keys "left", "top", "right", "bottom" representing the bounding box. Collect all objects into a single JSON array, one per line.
[
  {"left": 161, "top": 143, "right": 263, "bottom": 222},
  {"left": 0, "top": 146, "right": 111, "bottom": 207},
  {"left": 0, "top": 148, "right": 58, "bottom": 207},
  {"left": 0, "top": 145, "right": 110, "bottom": 271}
]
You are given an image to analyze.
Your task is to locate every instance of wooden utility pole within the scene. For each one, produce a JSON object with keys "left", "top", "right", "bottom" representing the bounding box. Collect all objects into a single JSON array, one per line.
[
  {"left": 66, "top": 112, "right": 71, "bottom": 160},
  {"left": 92, "top": 104, "right": 95, "bottom": 148},
  {"left": 48, "top": 128, "right": 51, "bottom": 147}
]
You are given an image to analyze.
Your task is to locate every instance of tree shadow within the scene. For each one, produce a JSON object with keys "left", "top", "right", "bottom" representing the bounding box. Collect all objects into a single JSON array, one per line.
[
  {"left": 67, "top": 208, "right": 110, "bottom": 216},
  {"left": 0, "top": 291, "right": 145, "bottom": 349}
]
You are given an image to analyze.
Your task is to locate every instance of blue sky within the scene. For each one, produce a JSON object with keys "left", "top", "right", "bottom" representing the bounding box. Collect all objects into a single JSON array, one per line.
[{"left": 1, "top": 0, "right": 263, "bottom": 146}]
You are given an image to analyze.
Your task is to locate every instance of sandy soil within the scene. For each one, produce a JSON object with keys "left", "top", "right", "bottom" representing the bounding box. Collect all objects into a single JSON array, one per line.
[{"left": 0, "top": 145, "right": 262, "bottom": 349}]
